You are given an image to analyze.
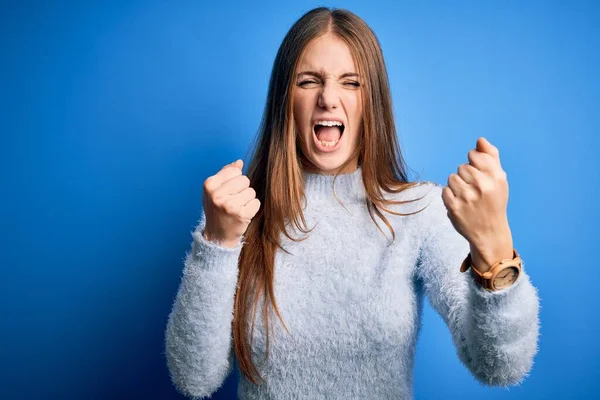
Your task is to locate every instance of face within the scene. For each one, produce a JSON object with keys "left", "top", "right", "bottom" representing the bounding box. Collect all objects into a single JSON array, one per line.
[{"left": 293, "top": 33, "right": 363, "bottom": 175}]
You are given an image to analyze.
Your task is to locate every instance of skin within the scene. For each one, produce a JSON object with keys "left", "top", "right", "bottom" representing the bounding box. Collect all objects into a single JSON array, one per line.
[
  {"left": 293, "top": 33, "right": 363, "bottom": 175},
  {"left": 292, "top": 34, "right": 516, "bottom": 288},
  {"left": 444, "top": 137, "right": 515, "bottom": 278}
]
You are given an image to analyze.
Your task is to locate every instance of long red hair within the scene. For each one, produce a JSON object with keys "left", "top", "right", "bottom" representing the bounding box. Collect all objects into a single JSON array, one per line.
[{"left": 234, "top": 7, "right": 429, "bottom": 385}]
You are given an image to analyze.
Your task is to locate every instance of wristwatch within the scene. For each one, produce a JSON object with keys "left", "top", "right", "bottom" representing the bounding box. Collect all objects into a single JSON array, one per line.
[{"left": 460, "top": 248, "right": 522, "bottom": 292}]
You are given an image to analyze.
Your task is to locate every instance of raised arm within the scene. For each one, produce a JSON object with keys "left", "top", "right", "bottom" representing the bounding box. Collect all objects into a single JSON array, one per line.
[
  {"left": 415, "top": 182, "right": 540, "bottom": 387},
  {"left": 165, "top": 159, "right": 260, "bottom": 398},
  {"left": 164, "top": 212, "right": 242, "bottom": 398}
]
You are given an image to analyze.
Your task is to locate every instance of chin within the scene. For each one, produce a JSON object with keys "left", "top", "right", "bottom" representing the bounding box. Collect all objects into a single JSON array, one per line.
[{"left": 306, "top": 155, "right": 351, "bottom": 174}]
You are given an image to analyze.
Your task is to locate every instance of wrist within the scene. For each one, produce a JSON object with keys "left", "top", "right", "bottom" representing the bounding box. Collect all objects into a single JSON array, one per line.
[
  {"left": 470, "top": 242, "right": 514, "bottom": 274},
  {"left": 469, "top": 228, "right": 513, "bottom": 273},
  {"left": 462, "top": 248, "right": 522, "bottom": 291},
  {"left": 202, "top": 230, "right": 242, "bottom": 248}
]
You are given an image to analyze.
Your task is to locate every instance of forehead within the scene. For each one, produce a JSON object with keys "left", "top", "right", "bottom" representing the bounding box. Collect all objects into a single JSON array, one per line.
[{"left": 297, "top": 34, "right": 357, "bottom": 75}]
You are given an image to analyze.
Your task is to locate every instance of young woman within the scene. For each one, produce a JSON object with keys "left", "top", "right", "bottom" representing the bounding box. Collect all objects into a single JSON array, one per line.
[{"left": 165, "top": 7, "right": 540, "bottom": 400}]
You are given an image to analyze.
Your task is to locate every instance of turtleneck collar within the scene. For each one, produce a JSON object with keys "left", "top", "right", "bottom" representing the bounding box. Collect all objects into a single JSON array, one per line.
[{"left": 302, "top": 166, "right": 366, "bottom": 202}]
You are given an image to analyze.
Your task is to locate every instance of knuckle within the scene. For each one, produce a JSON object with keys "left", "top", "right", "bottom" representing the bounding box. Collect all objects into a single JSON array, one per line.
[
  {"left": 481, "top": 181, "right": 494, "bottom": 193},
  {"left": 468, "top": 189, "right": 479, "bottom": 200},
  {"left": 232, "top": 168, "right": 243, "bottom": 178},
  {"left": 211, "top": 189, "right": 225, "bottom": 204},
  {"left": 223, "top": 201, "right": 237, "bottom": 215},
  {"left": 204, "top": 176, "right": 216, "bottom": 192},
  {"left": 212, "top": 194, "right": 224, "bottom": 207}
]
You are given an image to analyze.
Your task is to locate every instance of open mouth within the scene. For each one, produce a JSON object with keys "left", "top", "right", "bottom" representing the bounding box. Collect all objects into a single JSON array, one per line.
[{"left": 313, "top": 122, "right": 345, "bottom": 148}]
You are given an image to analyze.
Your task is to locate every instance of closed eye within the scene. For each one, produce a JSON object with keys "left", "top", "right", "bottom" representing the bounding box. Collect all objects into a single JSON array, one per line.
[
  {"left": 298, "top": 80, "right": 319, "bottom": 87},
  {"left": 298, "top": 80, "right": 360, "bottom": 88}
]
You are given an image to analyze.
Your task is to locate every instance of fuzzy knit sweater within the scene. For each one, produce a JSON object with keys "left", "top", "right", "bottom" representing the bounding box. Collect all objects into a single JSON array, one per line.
[{"left": 164, "top": 166, "right": 540, "bottom": 400}]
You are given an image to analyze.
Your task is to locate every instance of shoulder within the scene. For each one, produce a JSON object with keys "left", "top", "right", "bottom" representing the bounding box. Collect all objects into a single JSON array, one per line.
[
  {"left": 378, "top": 180, "right": 447, "bottom": 238},
  {"left": 381, "top": 180, "right": 442, "bottom": 215}
]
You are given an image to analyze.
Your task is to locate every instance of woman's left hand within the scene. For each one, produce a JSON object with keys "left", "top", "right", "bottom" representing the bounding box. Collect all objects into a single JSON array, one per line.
[{"left": 442, "top": 137, "right": 511, "bottom": 248}]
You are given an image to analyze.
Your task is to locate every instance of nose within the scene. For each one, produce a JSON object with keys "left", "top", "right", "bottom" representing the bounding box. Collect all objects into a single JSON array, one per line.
[{"left": 317, "top": 81, "right": 339, "bottom": 110}]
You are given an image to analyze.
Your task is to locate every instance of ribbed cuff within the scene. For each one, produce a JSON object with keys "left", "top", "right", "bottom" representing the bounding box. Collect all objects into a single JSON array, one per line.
[{"left": 184, "top": 211, "right": 244, "bottom": 276}]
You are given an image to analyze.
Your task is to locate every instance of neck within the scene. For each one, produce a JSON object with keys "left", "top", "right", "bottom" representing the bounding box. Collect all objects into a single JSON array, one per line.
[{"left": 302, "top": 165, "right": 365, "bottom": 202}]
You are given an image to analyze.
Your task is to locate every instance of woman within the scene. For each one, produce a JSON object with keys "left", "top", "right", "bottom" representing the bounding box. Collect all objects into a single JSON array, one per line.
[{"left": 165, "top": 7, "right": 540, "bottom": 400}]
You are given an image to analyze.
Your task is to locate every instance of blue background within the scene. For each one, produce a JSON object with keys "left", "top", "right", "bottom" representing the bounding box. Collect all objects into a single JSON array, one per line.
[{"left": 2, "top": 1, "right": 598, "bottom": 399}]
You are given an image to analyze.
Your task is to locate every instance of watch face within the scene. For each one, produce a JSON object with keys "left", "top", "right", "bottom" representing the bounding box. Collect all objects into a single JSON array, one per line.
[{"left": 493, "top": 267, "right": 520, "bottom": 289}]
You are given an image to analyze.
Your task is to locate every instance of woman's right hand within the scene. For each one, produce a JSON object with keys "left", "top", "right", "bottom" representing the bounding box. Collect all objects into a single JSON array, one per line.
[{"left": 202, "top": 159, "right": 261, "bottom": 248}]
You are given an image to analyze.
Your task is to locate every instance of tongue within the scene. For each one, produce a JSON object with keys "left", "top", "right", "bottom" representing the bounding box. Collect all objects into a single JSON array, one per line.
[{"left": 315, "top": 126, "right": 342, "bottom": 142}]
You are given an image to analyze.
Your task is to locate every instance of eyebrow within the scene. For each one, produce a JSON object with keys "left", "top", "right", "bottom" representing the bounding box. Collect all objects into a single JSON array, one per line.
[{"left": 297, "top": 71, "right": 360, "bottom": 79}]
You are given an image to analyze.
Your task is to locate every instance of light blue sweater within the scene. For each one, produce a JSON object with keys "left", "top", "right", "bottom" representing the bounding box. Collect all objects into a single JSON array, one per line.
[{"left": 165, "top": 166, "right": 540, "bottom": 399}]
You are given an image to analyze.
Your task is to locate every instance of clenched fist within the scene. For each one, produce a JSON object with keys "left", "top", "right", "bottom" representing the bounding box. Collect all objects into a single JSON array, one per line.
[{"left": 202, "top": 159, "right": 261, "bottom": 248}]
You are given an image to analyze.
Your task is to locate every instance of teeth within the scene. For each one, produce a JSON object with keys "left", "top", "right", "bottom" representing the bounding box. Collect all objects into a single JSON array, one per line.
[
  {"left": 319, "top": 139, "right": 339, "bottom": 147},
  {"left": 314, "top": 120, "right": 342, "bottom": 148},
  {"left": 315, "top": 120, "right": 343, "bottom": 127}
]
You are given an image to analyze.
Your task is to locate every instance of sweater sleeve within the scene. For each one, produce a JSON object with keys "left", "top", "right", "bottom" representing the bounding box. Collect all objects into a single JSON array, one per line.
[
  {"left": 414, "top": 182, "right": 540, "bottom": 387},
  {"left": 164, "top": 211, "right": 242, "bottom": 399}
]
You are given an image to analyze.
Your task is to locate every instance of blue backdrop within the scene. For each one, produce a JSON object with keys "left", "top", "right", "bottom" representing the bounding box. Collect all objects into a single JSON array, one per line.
[{"left": 2, "top": 1, "right": 598, "bottom": 399}]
